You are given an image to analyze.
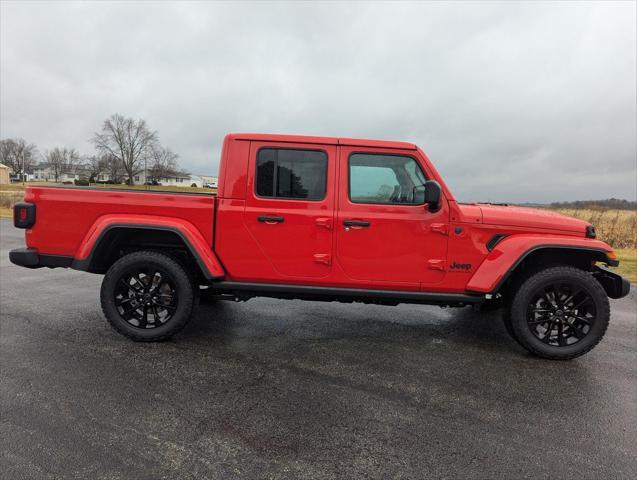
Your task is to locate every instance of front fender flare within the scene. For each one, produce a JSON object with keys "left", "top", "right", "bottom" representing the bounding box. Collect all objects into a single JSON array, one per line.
[
  {"left": 466, "top": 235, "right": 615, "bottom": 294},
  {"left": 72, "top": 214, "right": 225, "bottom": 280}
]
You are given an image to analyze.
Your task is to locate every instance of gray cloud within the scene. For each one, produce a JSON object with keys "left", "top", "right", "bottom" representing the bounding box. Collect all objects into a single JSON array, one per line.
[{"left": 1, "top": 1, "right": 635, "bottom": 202}]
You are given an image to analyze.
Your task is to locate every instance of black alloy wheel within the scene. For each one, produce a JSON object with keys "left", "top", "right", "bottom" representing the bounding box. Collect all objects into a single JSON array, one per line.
[
  {"left": 114, "top": 267, "right": 178, "bottom": 329},
  {"left": 526, "top": 282, "right": 596, "bottom": 347},
  {"left": 101, "top": 251, "right": 196, "bottom": 341},
  {"left": 508, "top": 266, "right": 610, "bottom": 360}
]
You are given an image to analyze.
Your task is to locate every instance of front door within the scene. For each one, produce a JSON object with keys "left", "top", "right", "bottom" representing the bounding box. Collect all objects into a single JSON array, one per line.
[
  {"left": 244, "top": 141, "right": 336, "bottom": 279},
  {"left": 335, "top": 146, "right": 448, "bottom": 285}
]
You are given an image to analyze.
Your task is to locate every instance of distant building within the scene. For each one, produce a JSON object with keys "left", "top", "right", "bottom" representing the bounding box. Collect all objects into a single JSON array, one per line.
[
  {"left": 0, "top": 163, "right": 10, "bottom": 184},
  {"left": 188, "top": 175, "right": 218, "bottom": 188},
  {"left": 32, "top": 163, "right": 80, "bottom": 183},
  {"left": 141, "top": 172, "right": 217, "bottom": 188},
  {"left": 134, "top": 170, "right": 193, "bottom": 186},
  {"left": 198, "top": 175, "right": 218, "bottom": 188}
]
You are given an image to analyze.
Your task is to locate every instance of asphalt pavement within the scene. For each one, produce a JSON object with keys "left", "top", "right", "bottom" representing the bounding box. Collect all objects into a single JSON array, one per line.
[{"left": 1, "top": 219, "right": 635, "bottom": 479}]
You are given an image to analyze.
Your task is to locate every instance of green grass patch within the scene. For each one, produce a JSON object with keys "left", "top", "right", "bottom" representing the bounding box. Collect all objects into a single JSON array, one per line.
[{"left": 612, "top": 248, "right": 637, "bottom": 283}]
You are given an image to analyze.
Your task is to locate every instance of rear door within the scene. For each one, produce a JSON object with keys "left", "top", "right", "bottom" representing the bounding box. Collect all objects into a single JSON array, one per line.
[
  {"left": 244, "top": 141, "right": 336, "bottom": 279},
  {"left": 335, "top": 146, "right": 448, "bottom": 285}
]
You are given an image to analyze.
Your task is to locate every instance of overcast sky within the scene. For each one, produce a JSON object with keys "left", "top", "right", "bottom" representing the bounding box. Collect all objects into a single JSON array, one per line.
[{"left": 1, "top": 1, "right": 635, "bottom": 202}]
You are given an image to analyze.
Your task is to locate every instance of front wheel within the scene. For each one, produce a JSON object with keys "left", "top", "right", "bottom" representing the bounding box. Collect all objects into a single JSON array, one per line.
[
  {"left": 100, "top": 251, "right": 196, "bottom": 341},
  {"left": 508, "top": 266, "right": 610, "bottom": 360}
]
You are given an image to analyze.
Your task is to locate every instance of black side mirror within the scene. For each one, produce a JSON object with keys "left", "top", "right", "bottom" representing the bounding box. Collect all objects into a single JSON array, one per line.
[{"left": 424, "top": 180, "right": 441, "bottom": 211}]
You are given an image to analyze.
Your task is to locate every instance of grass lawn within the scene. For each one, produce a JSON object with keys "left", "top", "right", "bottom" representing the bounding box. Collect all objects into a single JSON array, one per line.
[
  {"left": 0, "top": 207, "right": 12, "bottom": 218},
  {"left": 612, "top": 248, "right": 637, "bottom": 283},
  {"left": 0, "top": 182, "right": 55, "bottom": 191}
]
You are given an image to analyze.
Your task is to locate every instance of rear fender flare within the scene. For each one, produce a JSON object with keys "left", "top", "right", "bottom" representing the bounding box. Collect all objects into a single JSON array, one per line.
[
  {"left": 466, "top": 235, "right": 615, "bottom": 294},
  {"left": 72, "top": 214, "right": 225, "bottom": 280}
]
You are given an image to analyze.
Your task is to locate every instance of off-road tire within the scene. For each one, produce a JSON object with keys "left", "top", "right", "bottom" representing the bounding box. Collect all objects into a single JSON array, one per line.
[
  {"left": 509, "top": 266, "right": 610, "bottom": 360},
  {"left": 502, "top": 306, "right": 524, "bottom": 347},
  {"left": 100, "top": 250, "right": 196, "bottom": 341}
]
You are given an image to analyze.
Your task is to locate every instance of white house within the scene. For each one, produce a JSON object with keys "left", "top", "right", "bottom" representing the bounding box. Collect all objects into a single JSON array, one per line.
[
  {"left": 32, "top": 163, "right": 80, "bottom": 183},
  {"left": 133, "top": 171, "right": 194, "bottom": 186},
  {"left": 198, "top": 175, "right": 218, "bottom": 188},
  {"left": 187, "top": 175, "right": 218, "bottom": 188},
  {"left": 140, "top": 173, "right": 218, "bottom": 188}
]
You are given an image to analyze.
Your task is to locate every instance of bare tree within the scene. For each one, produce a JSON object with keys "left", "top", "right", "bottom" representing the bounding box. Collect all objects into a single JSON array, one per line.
[
  {"left": 0, "top": 140, "right": 16, "bottom": 169},
  {"left": 0, "top": 138, "right": 37, "bottom": 178},
  {"left": 148, "top": 146, "right": 180, "bottom": 183},
  {"left": 45, "top": 147, "right": 80, "bottom": 182},
  {"left": 85, "top": 154, "right": 111, "bottom": 182},
  {"left": 92, "top": 114, "right": 157, "bottom": 185},
  {"left": 104, "top": 154, "right": 123, "bottom": 183}
]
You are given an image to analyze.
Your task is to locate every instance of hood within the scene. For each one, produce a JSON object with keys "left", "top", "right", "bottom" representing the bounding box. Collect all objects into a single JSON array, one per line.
[{"left": 476, "top": 204, "right": 589, "bottom": 234}]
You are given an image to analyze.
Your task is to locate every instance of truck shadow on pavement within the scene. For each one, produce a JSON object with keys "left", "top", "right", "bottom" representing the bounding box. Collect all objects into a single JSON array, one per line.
[
  {"left": 182, "top": 299, "right": 522, "bottom": 355},
  {"left": 154, "top": 299, "right": 604, "bottom": 466}
]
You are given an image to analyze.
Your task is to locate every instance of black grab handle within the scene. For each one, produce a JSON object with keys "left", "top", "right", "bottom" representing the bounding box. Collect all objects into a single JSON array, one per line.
[
  {"left": 257, "top": 216, "right": 285, "bottom": 223},
  {"left": 343, "top": 220, "right": 370, "bottom": 227}
]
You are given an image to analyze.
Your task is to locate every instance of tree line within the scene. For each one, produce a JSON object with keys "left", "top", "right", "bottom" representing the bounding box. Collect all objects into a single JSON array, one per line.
[
  {"left": 0, "top": 114, "right": 184, "bottom": 185},
  {"left": 549, "top": 198, "right": 637, "bottom": 211}
]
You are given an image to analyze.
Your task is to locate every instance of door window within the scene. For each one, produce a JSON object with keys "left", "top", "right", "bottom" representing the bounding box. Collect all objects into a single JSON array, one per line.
[
  {"left": 349, "top": 153, "right": 427, "bottom": 204},
  {"left": 256, "top": 148, "right": 327, "bottom": 200}
]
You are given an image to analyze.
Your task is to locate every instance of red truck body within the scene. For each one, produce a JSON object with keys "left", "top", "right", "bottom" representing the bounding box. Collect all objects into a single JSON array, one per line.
[{"left": 10, "top": 133, "right": 629, "bottom": 358}]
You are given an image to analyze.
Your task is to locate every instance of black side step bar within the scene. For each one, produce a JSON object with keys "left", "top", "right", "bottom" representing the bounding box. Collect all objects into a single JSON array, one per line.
[{"left": 211, "top": 282, "right": 485, "bottom": 306}]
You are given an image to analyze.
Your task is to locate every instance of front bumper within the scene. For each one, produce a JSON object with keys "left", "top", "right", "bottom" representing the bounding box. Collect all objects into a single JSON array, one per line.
[
  {"left": 9, "top": 248, "right": 73, "bottom": 269},
  {"left": 594, "top": 266, "right": 631, "bottom": 299}
]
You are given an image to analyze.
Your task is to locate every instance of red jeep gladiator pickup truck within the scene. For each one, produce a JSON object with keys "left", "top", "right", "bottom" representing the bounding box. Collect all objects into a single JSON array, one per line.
[{"left": 10, "top": 133, "right": 629, "bottom": 359}]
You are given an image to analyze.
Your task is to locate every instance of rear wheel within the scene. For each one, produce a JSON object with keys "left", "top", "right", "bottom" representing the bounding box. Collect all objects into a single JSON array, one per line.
[
  {"left": 100, "top": 251, "right": 196, "bottom": 341},
  {"left": 508, "top": 266, "right": 610, "bottom": 360}
]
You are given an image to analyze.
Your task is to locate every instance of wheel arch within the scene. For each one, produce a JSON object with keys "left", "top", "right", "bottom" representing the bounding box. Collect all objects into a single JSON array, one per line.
[
  {"left": 72, "top": 216, "right": 225, "bottom": 281},
  {"left": 493, "top": 246, "right": 611, "bottom": 296},
  {"left": 466, "top": 236, "right": 617, "bottom": 296}
]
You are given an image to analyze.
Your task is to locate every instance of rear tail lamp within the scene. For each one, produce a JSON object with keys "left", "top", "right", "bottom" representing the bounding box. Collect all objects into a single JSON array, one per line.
[{"left": 14, "top": 202, "right": 36, "bottom": 229}]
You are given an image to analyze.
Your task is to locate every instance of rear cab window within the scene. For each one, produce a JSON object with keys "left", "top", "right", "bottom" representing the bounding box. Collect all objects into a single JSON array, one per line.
[{"left": 256, "top": 148, "right": 328, "bottom": 201}]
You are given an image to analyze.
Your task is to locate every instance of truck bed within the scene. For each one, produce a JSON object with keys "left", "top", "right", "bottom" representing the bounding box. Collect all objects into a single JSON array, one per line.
[{"left": 22, "top": 186, "right": 215, "bottom": 257}]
